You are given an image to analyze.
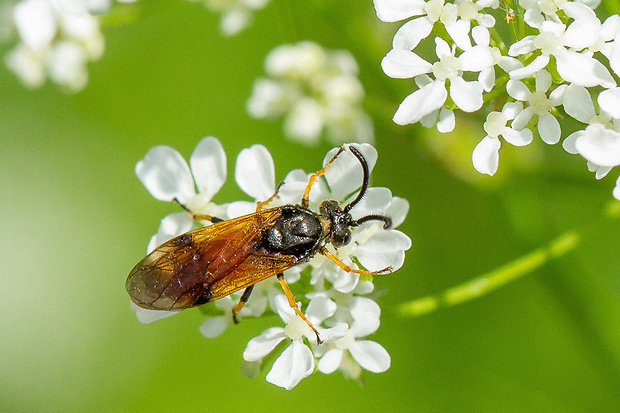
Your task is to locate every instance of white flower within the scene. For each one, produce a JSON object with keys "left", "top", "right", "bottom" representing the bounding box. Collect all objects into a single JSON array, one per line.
[
  {"left": 247, "top": 41, "right": 374, "bottom": 146},
  {"left": 315, "top": 285, "right": 391, "bottom": 378},
  {"left": 472, "top": 102, "right": 533, "bottom": 175},
  {"left": 506, "top": 69, "right": 564, "bottom": 144},
  {"left": 383, "top": 36, "right": 484, "bottom": 131},
  {"left": 561, "top": 84, "right": 619, "bottom": 179},
  {"left": 199, "top": 0, "right": 270, "bottom": 36},
  {"left": 243, "top": 294, "right": 348, "bottom": 390},
  {"left": 574, "top": 124, "right": 620, "bottom": 168},
  {"left": 508, "top": 2, "right": 615, "bottom": 88},
  {"left": 5, "top": 0, "right": 107, "bottom": 91},
  {"left": 135, "top": 136, "right": 228, "bottom": 244}
]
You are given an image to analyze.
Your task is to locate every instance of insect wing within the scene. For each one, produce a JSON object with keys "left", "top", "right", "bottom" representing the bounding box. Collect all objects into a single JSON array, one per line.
[{"left": 126, "top": 208, "right": 290, "bottom": 310}]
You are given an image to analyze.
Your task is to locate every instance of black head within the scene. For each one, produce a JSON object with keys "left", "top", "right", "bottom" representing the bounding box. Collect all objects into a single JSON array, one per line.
[{"left": 320, "top": 146, "right": 392, "bottom": 248}]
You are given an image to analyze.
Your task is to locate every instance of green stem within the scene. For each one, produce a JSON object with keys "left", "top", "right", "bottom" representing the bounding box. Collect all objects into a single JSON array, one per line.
[{"left": 399, "top": 200, "right": 620, "bottom": 318}]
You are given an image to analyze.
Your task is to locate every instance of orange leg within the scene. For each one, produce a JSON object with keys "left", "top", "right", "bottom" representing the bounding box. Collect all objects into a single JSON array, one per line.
[
  {"left": 256, "top": 182, "right": 284, "bottom": 212},
  {"left": 232, "top": 285, "right": 254, "bottom": 323},
  {"left": 277, "top": 274, "right": 322, "bottom": 345},
  {"left": 301, "top": 146, "right": 346, "bottom": 208},
  {"left": 320, "top": 247, "right": 392, "bottom": 275},
  {"left": 174, "top": 198, "right": 224, "bottom": 223}
]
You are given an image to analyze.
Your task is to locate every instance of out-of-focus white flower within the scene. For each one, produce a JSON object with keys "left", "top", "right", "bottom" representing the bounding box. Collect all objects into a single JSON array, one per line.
[
  {"left": 4, "top": 0, "right": 107, "bottom": 91},
  {"left": 196, "top": 0, "right": 270, "bottom": 36},
  {"left": 247, "top": 41, "right": 374, "bottom": 146}
]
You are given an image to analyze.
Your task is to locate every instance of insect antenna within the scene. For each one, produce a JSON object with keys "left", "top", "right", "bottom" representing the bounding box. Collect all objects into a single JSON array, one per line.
[
  {"left": 344, "top": 146, "right": 393, "bottom": 230},
  {"left": 343, "top": 145, "right": 370, "bottom": 213},
  {"left": 351, "top": 214, "right": 392, "bottom": 229}
]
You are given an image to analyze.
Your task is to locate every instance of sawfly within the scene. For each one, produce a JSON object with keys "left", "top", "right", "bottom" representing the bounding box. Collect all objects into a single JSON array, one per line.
[{"left": 126, "top": 145, "right": 393, "bottom": 343}]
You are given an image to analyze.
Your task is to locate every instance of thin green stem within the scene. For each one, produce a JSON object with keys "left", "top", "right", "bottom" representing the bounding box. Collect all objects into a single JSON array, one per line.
[{"left": 399, "top": 200, "right": 620, "bottom": 318}]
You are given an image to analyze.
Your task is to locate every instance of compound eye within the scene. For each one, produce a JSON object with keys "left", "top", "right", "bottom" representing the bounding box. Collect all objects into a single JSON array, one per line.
[{"left": 332, "top": 228, "right": 351, "bottom": 248}]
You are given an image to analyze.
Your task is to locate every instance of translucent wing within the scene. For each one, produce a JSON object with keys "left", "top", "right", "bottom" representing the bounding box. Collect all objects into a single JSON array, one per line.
[{"left": 126, "top": 207, "right": 299, "bottom": 310}]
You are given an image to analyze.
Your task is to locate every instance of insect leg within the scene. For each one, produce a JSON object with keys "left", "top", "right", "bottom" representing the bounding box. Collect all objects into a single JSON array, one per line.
[
  {"left": 300, "top": 146, "right": 346, "bottom": 208},
  {"left": 255, "top": 181, "right": 284, "bottom": 212},
  {"left": 319, "top": 247, "right": 392, "bottom": 275},
  {"left": 232, "top": 285, "right": 254, "bottom": 324},
  {"left": 276, "top": 273, "right": 323, "bottom": 345},
  {"left": 174, "top": 198, "right": 224, "bottom": 223}
]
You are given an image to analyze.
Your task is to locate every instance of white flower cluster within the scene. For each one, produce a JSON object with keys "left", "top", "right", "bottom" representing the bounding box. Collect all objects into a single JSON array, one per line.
[
  {"left": 131, "top": 137, "right": 411, "bottom": 389},
  {"left": 196, "top": 0, "right": 270, "bottom": 36},
  {"left": 374, "top": 0, "right": 620, "bottom": 200},
  {"left": 247, "top": 41, "right": 375, "bottom": 146},
  {"left": 3, "top": 0, "right": 111, "bottom": 91}
]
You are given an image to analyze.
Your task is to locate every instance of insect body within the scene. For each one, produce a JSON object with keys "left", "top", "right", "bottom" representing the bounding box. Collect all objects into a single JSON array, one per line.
[{"left": 126, "top": 145, "right": 392, "bottom": 343}]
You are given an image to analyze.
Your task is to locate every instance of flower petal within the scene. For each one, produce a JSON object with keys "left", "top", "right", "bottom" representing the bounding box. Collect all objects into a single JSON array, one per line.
[
  {"left": 575, "top": 124, "right": 620, "bottom": 167},
  {"left": 373, "top": 0, "right": 426, "bottom": 22},
  {"left": 555, "top": 50, "right": 616, "bottom": 88},
  {"left": 266, "top": 340, "right": 314, "bottom": 390},
  {"left": 538, "top": 113, "right": 561, "bottom": 144},
  {"left": 136, "top": 145, "right": 195, "bottom": 203},
  {"left": 613, "top": 176, "right": 620, "bottom": 201},
  {"left": 306, "top": 293, "right": 337, "bottom": 324},
  {"left": 130, "top": 301, "right": 178, "bottom": 324},
  {"left": 562, "top": 3, "right": 600, "bottom": 50},
  {"left": 459, "top": 45, "right": 494, "bottom": 72},
  {"left": 318, "top": 348, "right": 344, "bottom": 374},
  {"left": 598, "top": 87, "right": 620, "bottom": 119},
  {"left": 509, "top": 54, "right": 549, "bottom": 80},
  {"left": 189, "top": 137, "right": 227, "bottom": 201},
  {"left": 472, "top": 136, "right": 501, "bottom": 175},
  {"left": 393, "top": 80, "right": 447, "bottom": 125},
  {"left": 506, "top": 79, "right": 530, "bottom": 101},
  {"left": 350, "top": 297, "right": 381, "bottom": 337},
  {"left": 392, "top": 17, "right": 434, "bottom": 50},
  {"left": 385, "top": 196, "right": 409, "bottom": 228},
  {"left": 437, "top": 107, "right": 456, "bottom": 133},
  {"left": 446, "top": 20, "right": 472, "bottom": 50},
  {"left": 243, "top": 327, "right": 287, "bottom": 361},
  {"left": 350, "top": 340, "right": 391, "bottom": 373},
  {"left": 502, "top": 126, "right": 533, "bottom": 147},
  {"left": 355, "top": 230, "right": 411, "bottom": 271},
  {"left": 13, "top": 0, "right": 57, "bottom": 49},
  {"left": 317, "top": 323, "right": 349, "bottom": 343},
  {"left": 235, "top": 144, "right": 275, "bottom": 200},
  {"left": 332, "top": 268, "right": 360, "bottom": 293},
  {"left": 349, "top": 187, "right": 392, "bottom": 218},
  {"left": 562, "top": 131, "right": 581, "bottom": 154},
  {"left": 198, "top": 315, "right": 229, "bottom": 339},
  {"left": 381, "top": 49, "right": 432, "bottom": 79},
  {"left": 449, "top": 78, "right": 483, "bottom": 112},
  {"left": 563, "top": 84, "right": 595, "bottom": 123}
]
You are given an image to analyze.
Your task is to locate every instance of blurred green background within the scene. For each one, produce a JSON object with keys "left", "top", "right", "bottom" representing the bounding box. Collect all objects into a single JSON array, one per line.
[{"left": 2, "top": 1, "right": 620, "bottom": 411}]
